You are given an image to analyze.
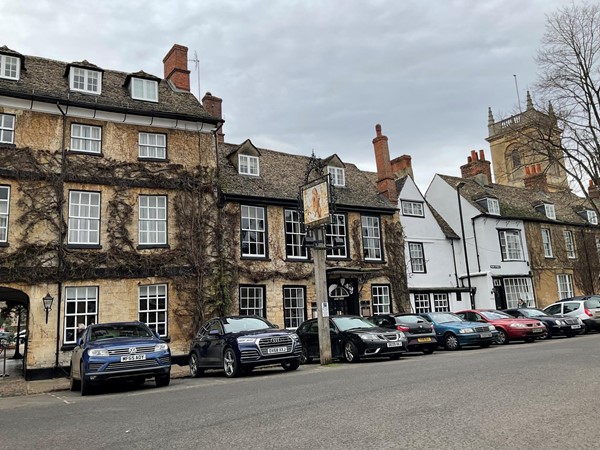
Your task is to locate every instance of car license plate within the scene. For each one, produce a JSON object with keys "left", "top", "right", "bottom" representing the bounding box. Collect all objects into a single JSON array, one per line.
[
  {"left": 417, "top": 337, "right": 431, "bottom": 343},
  {"left": 267, "top": 346, "right": 288, "bottom": 354},
  {"left": 571, "top": 324, "right": 581, "bottom": 329},
  {"left": 480, "top": 332, "right": 492, "bottom": 338},
  {"left": 120, "top": 354, "right": 146, "bottom": 362},
  {"left": 533, "top": 328, "right": 544, "bottom": 333},
  {"left": 387, "top": 341, "right": 403, "bottom": 347}
]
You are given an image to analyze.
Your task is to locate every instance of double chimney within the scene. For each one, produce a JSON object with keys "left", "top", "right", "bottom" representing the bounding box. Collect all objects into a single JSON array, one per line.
[
  {"left": 372, "top": 124, "right": 413, "bottom": 203},
  {"left": 524, "top": 164, "right": 549, "bottom": 192},
  {"left": 460, "top": 150, "right": 492, "bottom": 185}
]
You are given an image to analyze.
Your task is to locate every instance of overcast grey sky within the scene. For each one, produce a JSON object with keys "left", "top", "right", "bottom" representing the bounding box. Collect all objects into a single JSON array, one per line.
[{"left": 3, "top": 0, "right": 581, "bottom": 190}]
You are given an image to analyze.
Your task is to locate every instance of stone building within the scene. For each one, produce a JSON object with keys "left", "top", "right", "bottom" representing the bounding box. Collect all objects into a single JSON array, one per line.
[{"left": 0, "top": 44, "right": 221, "bottom": 378}]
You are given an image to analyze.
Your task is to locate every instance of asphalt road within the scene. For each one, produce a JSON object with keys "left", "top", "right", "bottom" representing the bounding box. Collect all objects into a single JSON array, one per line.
[{"left": 1, "top": 334, "right": 599, "bottom": 450}]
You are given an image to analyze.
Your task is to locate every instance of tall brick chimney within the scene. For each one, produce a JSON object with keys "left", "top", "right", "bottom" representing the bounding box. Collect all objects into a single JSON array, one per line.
[
  {"left": 372, "top": 124, "right": 397, "bottom": 203},
  {"left": 163, "top": 44, "right": 190, "bottom": 91},
  {"left": 202, "top": 92, "right": 224, "bottom": 143},
  {"left": 391, "top": 154, "right": 413, "bottom": 179},
  {"left": 588, "top": 179, "right": 599, "bottom": 199},
  {"left": 460, "top": 149, "right": 492, "bottom": 185},
  {"left": 524, "top": 164, "right": 549, "bottom": 191}
]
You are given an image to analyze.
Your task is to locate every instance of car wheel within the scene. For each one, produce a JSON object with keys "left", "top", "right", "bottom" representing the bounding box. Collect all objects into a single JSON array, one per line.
[
  {"left": 69, "top": 363, "right": 80, "bottom": 392},
  {"left": 581, "top": 323, "right": 589, "bottom": 334},
  {"left": 496, "top": 329, "right": 509, "bottom": 345},
  {"left": 480, "top": 342, "right": 491, "bottom": 348},
  {"left": 282, "top": 359, "right": 300, "bottom": 371},
  {"left": 444, "top": 333, "right": 460, "bottom": 351},
  {"left": 155, "top": 374, "right": 170, "bottom": 387},
  {"left": 300, "top": 346, "right": 312, "bottom": 364},
  {"left": 189, "top": 352, "right": 204, "bottom": 378},
  {"left": 542, "top": 331, "right": 552, "bottom": 340},
  {"left": 80, "top": 362, "right": 92, "bottom": 396},
  {"left": 422, "top": 347, "right": 435, "bottom": 355},
  {"left": 343, "top": 341, "right": 360, "bottom": 363},
  {"left": 223, "top": 348, "right": 241, "bottom": 378}
]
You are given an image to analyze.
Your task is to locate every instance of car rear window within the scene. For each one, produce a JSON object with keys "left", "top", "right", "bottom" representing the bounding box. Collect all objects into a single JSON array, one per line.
[{"left": 584, "top": 298, "right": 600, "bottom": 309}]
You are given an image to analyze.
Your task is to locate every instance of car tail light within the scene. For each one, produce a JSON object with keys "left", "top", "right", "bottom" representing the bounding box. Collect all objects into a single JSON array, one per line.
[
  {"left": 584, "top": 308, "right": 593, "bottom": 317},
  {"left": 396, "top": 325, "right": 410, "bottom": 332}
]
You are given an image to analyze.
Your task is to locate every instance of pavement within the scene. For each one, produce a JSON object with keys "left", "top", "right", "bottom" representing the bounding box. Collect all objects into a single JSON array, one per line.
[{"left": 0, "top": 347, "right": 189, "bottom": 398}]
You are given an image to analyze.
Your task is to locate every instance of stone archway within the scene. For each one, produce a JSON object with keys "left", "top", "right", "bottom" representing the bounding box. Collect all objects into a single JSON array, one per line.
[{"left": 0, "top": 287, "right": 30, "bottom": 381}]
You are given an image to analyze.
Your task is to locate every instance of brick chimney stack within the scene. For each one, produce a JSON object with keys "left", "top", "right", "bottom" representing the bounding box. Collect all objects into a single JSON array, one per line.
[
  {"left": 588, "top": 179, "right": 599, "bottom": 199},
  {"left": 163, "top": 44, "right": 190, "bottom": 91},
  {"left": 202, "top": 92, "right": 224, "bottom": 143},
  {"left": 460, "top": 149, "right": 492, "bottom": 184},
  {"left": 372, "top": 124, "right": 398, "bottom": 203},
  {"left": 524, "top": 164, "right": 549, "bottom": 191},
  {"left": 391, "top": 154, "right": 413, "bottom": 179}
]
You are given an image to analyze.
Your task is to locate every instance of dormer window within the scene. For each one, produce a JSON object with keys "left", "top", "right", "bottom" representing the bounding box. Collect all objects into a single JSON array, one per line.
[
  {"left": 544, "top": 204, "right": 556, "bottom": 220},
  {"left": 587, "top": 210, "right": 598, "bottom": 225},
  {"left": 0, "top": 54, "right": 20, "bottom": 80},
  {"left": 487, "top": 198, "right": 500, "bottom": 215},
  {"left": 70, "top": 68, "right": 101, "bottom": 94},
  {"left": 239, "top": 154, "right": 259, "bottom": 176},
  {"left": 131, "top": 78, "right": 158, "bottom": 102},
  {"left": 328, "top": 166, "right": 345, "bottom": 187}
]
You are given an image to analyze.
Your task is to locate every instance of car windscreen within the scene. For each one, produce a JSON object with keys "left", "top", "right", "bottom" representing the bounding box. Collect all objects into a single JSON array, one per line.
[
  {"left": 426, "top": 313, "right": 463, "bottom": 323},
  {"left": 395, "top": 315, "right": 429, "bottom": 324},
  {"left": 521, "top": 309, "right": 547, "bottom": 317},
  {"left": 89, "top": 324, "right": 153, "bottom": 341},
  {"left": 480, "top": 310, "right": 512, "bottom": 320},
  {"left": 332, "top": 316, "right": 377, "bottom": 331},
  {"left": 222, "top": 317, "right": 272, "bottom": 334}
]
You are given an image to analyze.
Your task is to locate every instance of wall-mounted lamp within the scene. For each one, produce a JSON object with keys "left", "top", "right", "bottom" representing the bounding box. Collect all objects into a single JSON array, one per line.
[{"left": 43, "top": 293, "right": 54, "bottom": 324}]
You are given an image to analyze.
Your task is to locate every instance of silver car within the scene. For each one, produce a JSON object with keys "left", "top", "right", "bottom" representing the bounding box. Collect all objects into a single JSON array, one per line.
[{"left": 544, "top": 296, "right": 600, "bottom": 333}]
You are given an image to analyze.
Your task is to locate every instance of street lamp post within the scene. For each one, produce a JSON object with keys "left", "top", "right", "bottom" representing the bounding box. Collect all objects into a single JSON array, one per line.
[{"left": 456, "top": 182, "right": 475, "bottom": 309}]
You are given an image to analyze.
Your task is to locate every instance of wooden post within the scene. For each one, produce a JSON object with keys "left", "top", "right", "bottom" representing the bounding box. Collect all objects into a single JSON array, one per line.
[{"left": 313, "top": 227, "right": 332, "bottom": 365}]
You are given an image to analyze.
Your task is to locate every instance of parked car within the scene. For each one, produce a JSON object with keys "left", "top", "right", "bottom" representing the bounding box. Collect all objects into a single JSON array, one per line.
[
  {"left": 188, "top": 315, "right": 302, "bottom": 378},
  {"left": 543, "top": 298, "right": 600, "bottom": 333},
  {"left": 502, "top": 308, "right": 582, "bottom": 339},
  {"left": 417, "top": 312, "right": 498, "bottom": 350},
  {"left": 70, "top": 321, "right": 171, "bottom": 396},
  {"left": 297, "top": 315, "right": 407, "bottom": 363},
  {"left": 367, "top": 314, "right": 438, "bottom": 354},
  {"left": 455, "top": 309, "right": 546, "bottom": 345}
]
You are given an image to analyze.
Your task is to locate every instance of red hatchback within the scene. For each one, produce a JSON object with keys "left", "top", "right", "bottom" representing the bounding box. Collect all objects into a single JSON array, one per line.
[{"left": 456, "top": 309, "right": 546, "bottom": 345}]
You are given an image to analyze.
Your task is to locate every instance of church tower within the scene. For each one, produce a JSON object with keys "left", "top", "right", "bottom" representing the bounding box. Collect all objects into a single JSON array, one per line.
[{"left": 486, "top": 91, "right": 568, "bottom": 192}]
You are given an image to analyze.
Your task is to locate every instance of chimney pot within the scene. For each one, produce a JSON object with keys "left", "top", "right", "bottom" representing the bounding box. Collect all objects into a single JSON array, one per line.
[
  {"left": 163, "top": 44, "right": 191, "bottom": 91},
  {"left": 479, "top": 149, "right": 485, "bottom": 161}
]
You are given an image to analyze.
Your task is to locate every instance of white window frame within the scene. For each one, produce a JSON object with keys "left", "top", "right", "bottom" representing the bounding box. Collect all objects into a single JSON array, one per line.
[
  {"left": 408, "top": 242, "right": 426, "bottom": 273},
  {"left": 414, "top": 293, "right": 431, "bottom": 314},
  {"left": 68, "top": 191, "right": 100, "bottom": 245},
  {"left": 139, "top": 132, "right": 166, "bottom": 159},
  {"left": 69, "top": 67, "right": 101, "bottom": 94},
  {"left": 0, "top": 186, "right": 10, "bottom": 243},
  {"left": 541, "top": 228, "right": 553, "bottom": 258},
  {"left": 401, "top": 200, "right": 424, "bottom": 217},
  {"left": 71, "top": 124, "right": 102, "bottom": 154},
  {"left": 433, "top": 293, "right": 449, "bottom": 312},
  {"left": 0, "top": 113, "right": 15, "bottom": 144},
  {"left": 64, "top": 286, "right": 98, "bottom": 344},
  {"left": 587, "top": 210, "right": 598, "bottom": 225},
  {"left": 139, "top": 195, "right": 167, "bottom": 246},
  {"left": 487, "top": 198, "right": 500, "bottom": 215},
  {"left": 557, "top": 274, "right": 574, "bottom": 300},
  {"left": 239, "top": 154, "right": 259, "bottom": 176},
  {"left": 241, "top": 205, "right": 266, "bottom": 257},
  {"left": 328, "top": 166, "right": 345, "bottom": 187},
  {"left": 131, "top": 78, "right": 158, "bottom": 102},
  {"left": 326, "top": 214, "right": 347, "bottom": 258},
  {"left": 283, "top": 286, "right": 305, "bottom": 329},
  {"left": 372, "top": 285, "right": 391, "bottom": 315},
  {"left": 499, "top": 229, "right": 524, "bottom": 261},
  {"left": 0, "top": 54, "right": 20, "bottom": 80},
  {"left": 544, "top": 204, "right": 556, "bottom": 220},
  {"left": 361, "top": 216, "right": 382, "bottom": 261},
  {"left": 564, "top": 230, "right": 576, "bottom": 259},
  {"left": 139, "top": 284, "right": 168, "bottom": 337},
  {"left": 503, "top": 277, "right": 534, "bottom": 309},
  {"left": 284, "top": 209, "right": 307, "bottom": 260},
  {"left": 239, "top": 286, "right": 265, "bottom": 317}
]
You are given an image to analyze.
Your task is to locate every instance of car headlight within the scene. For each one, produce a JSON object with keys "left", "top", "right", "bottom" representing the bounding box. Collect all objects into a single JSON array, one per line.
[
  {"left": 488, "top": 325, "right": 496, "bottom": 331},
  {"left": 154, "top": 343, "right": 169, "bottom": 352},
  {"left": 554, "top": 319, "right": 562, "bottom": 325},
  {"left": 459, "top": 328, "right": 474, "bottom": 334},
  {"left": 359, "top": 333, "right": 380, "bottom": 341},
  {"left": 88, "top": 349, "right": 109, "bottom": 357},
  {"left": 397, "top": 332, "right": 406, "bottom": 339},
  {"left": 237, "top": 337, "right": 258, "bottom": 344},
  {"left": 289, "top": 333, "right": 300, "bottom": 342},
  {"left": 510, "top": 323, "right": 527, "bottom": 328}
]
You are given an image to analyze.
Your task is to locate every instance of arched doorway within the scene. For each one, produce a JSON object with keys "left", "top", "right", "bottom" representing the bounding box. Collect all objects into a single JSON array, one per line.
[{"left": 0, "top": 287, "right": 30, "bottom": 380}]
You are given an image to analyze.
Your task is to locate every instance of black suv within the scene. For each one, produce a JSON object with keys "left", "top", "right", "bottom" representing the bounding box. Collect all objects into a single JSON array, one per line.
[{"left": 188, "top": 316, "right": 302, "bottom": 378}]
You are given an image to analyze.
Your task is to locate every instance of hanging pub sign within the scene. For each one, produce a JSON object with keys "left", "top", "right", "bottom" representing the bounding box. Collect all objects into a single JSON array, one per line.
[{"left": 301, "top": 175, "right": 331, "bottom": 228}]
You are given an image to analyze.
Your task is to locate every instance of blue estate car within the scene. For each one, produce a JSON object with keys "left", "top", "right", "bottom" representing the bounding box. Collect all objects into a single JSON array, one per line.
[
  {"left": 416, "top": 312, "right": 498, "bottom": 350},
  {"left": 70, "top": 321, "right": 171, "bottom": 395}
]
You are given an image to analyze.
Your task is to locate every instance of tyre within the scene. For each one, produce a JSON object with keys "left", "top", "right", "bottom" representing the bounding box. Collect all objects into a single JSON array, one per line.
[
  {"left": 80, "top": 363, "right": 92, "bottom": 396},
  {"left": 343, "top": 340, "right": 360, "bottom": 363},
  {"left": 69, "top": 363, "right": 80, "bottom": 392},
  {"left": 444, "top": 333, "right": 460, "bottom": 351},
  {"left": 300, "top": 346, "right": 312, "bottom": 364},
  {"left": 496, "top": 329, "right": 509, "bottom": 345},
  {"left": 282, "top": 359, "right": 300, "bottom": 371},
  {"left": 389, "top": 354, "right": 401, "bottom": 360},
  {"left": 189, "top": 352, "right": 204, "bottom": 378},
  {"left": 581, "top": 323, "right": 589, "bottom": 335},
  {"left": 155, "top": 374, "right": 170, "bottom": 387},
  {"left": 541, "top": 331, "right": 552, "bottom": 340},
  {"left": 223, "top": 348, "right": 242, "bottom": 378},
  {"left": 422, "top": 346, "right": 435, "bottom": 355},
  {"left": 480, "top": 342, "right": 491, "bottom": 348}
]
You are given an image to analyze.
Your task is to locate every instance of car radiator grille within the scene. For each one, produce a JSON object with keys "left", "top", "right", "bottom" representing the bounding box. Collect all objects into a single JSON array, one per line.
[
  {"left": 107, "top": 345, "right": 156, "bottom": 356},
  {"left": 474, "top": 327, "right": 489, "bottom": 333},
  {"left": 381, "top": 333, "right": 400, "bottom": 341},
  {"left": 563, "top": 318, "right": 578, "bottom": 325},
  {"left": 89, "top": 356, "right": 170, "bottom": 372},
  {"left": 257, "top": 336, "right": 293, "bottom": 355}
]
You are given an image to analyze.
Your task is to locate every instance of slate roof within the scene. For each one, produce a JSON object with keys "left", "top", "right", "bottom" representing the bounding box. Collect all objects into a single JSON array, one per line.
[
  {"left": 439, "top": 174, "right": 597, "bottom": 226},
  {"left": 219, "top": 142, "right": 397, "bottom": 213},
  {"left": 0, "top": 46, "right": 218, "bottom": 123}
]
